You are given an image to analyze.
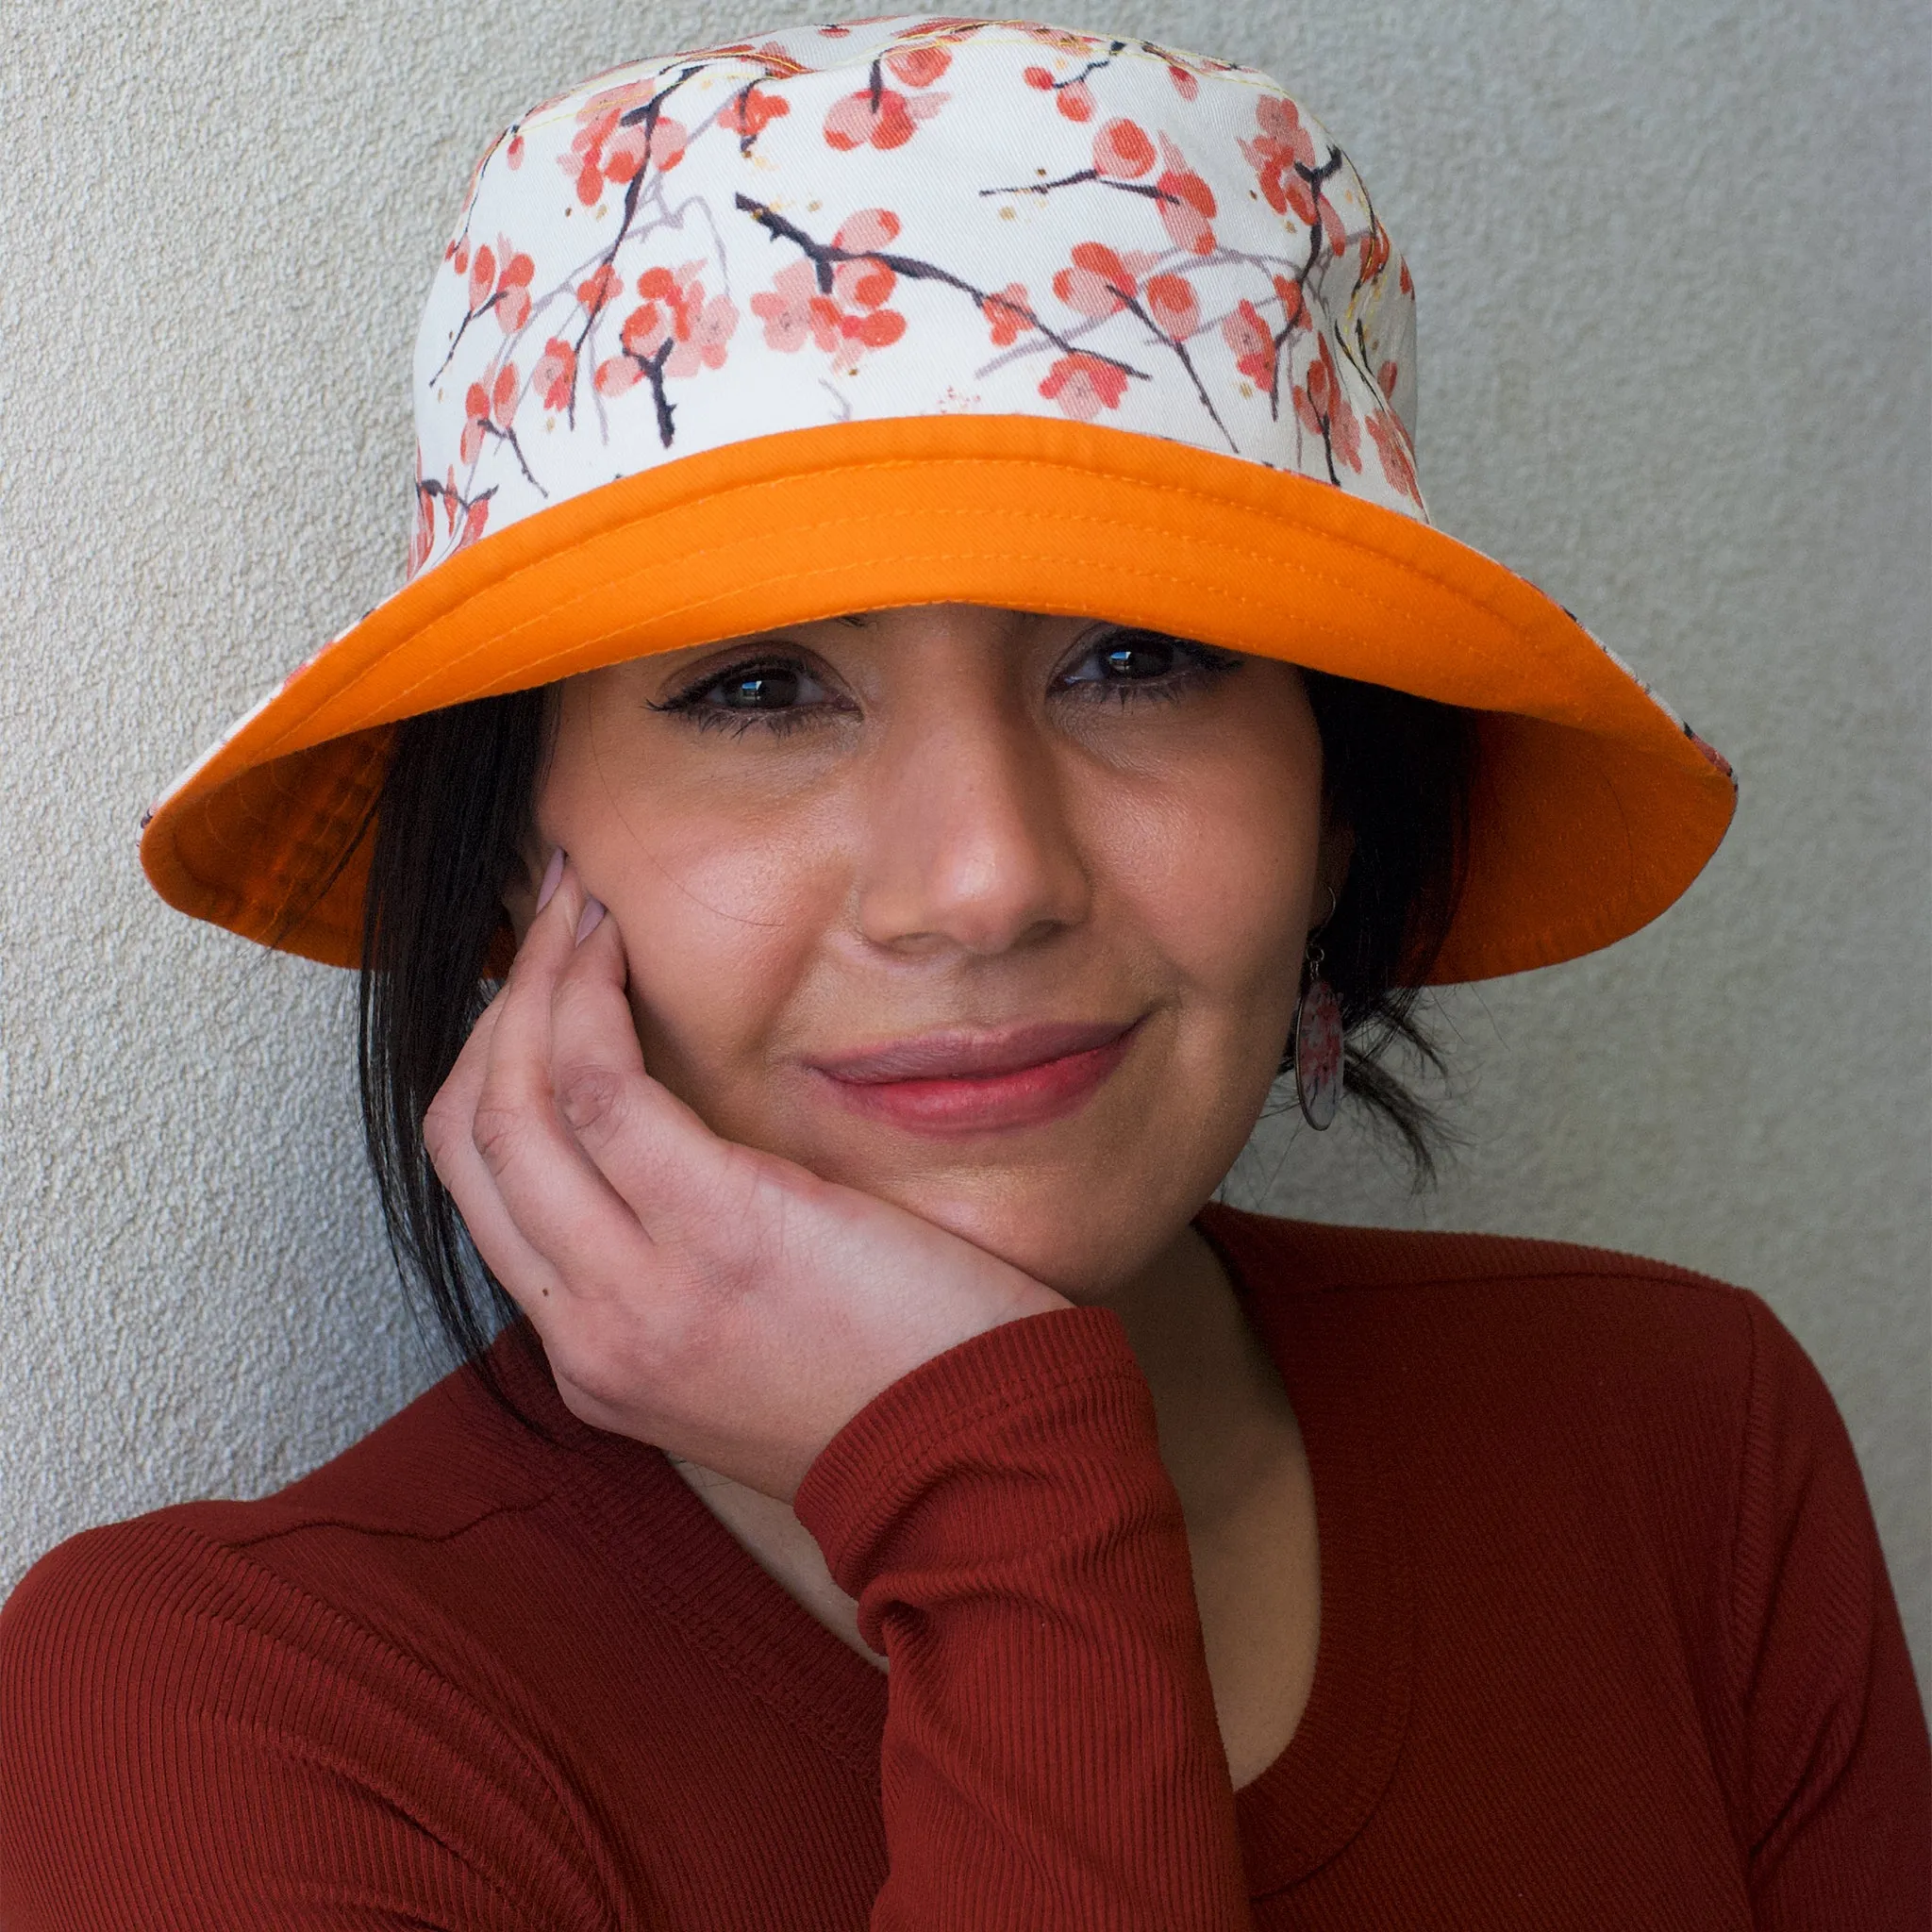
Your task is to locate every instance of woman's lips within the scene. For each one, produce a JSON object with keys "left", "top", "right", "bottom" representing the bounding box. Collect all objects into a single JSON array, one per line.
[{"left": 808, "top": 1019, "right": 1141, "bottom": 1135}]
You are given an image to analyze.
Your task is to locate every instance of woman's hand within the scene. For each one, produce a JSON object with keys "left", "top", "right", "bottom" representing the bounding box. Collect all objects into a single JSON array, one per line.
[{"left": 424, "top": 854, "right": 1070, "bottom": 1501}]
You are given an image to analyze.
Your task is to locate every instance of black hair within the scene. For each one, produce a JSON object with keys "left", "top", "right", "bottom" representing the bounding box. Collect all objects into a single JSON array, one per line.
[
  {"left": 357, "top": 691, "right": 550, "bottom": 1383},
  {"left": 357, "top": 667, "right": 1474, "bottom": 1385},
  {"left": 1297, "top": 670, "right": 1474, "bottom": 1178}
]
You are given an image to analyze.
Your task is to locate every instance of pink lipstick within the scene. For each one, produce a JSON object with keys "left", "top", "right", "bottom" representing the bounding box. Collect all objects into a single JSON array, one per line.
[{"left": 809, "top": 1019, "right": 1140, "bottom": 1136}]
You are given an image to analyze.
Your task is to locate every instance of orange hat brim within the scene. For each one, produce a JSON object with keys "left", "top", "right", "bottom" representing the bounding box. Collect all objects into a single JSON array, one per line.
[{"left": 139, "top": 411, "right": 1735, "bottom": 982}]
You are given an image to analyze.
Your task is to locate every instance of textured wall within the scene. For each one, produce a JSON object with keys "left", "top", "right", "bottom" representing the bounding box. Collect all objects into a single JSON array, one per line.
[{"left": 3, "top": 0, "right": 1925, "bottom": 1714}]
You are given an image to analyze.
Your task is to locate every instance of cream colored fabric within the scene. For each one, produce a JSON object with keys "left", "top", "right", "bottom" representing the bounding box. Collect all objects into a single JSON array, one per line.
[
  {"left": 400, "top": 17, "right": 1427, "bottom": 572},
  {"left": 0, "top": 0, "right": 1924, "bottom": 1714}
]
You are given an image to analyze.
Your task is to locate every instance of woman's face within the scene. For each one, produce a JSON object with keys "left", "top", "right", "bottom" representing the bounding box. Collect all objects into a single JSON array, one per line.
[{"left": 518, "top": 604, "right": 1339, "bottom": 1299}]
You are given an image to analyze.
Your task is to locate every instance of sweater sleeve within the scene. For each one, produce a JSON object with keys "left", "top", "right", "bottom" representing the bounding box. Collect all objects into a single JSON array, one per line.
[
  {"left": 793, "top": 1306, "right": 1252, "bottom": 1931},
  {"left": 0, "top": 1518, "right": 613, "bottom": 1931},
  {"left": 1726, "top": 1293, "right": 1931, "bottom": 1930}
]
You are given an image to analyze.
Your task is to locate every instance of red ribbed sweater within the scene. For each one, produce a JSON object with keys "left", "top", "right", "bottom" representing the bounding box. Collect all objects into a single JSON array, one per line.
[{"left": 1, "top": 1208, "right": 1924, "bottom": 1927}]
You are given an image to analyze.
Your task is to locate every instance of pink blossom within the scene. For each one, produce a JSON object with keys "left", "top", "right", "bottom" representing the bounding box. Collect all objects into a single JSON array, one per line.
[
  {"left": 1039, "top": 353, "right": 1128, "bottom": 422},
  {"left": 1224, "top": 279, "right": 1307, "bottom": 401},
  {"left": 749, "top": 259, "right": 824, "bottom": 353},
  {"left": 408, "top": 473, "right": 435, "bottom": 576},
  {"left": 490, "top": 361, "right": 519, "bottom": 428},
  {"left": 832, "top": 257, "right": 896, "bottom": 311},
  {"left": 577, "top": 78, "right": 662, "bottom": 122},
  {"left": 1155, "top": 139, "right": 1216, "bottom": 255},
  {"left": 1143, "top": 272, "right": 1199, "bottom": 341},
  {"left": 824, "top": 84, "right": 944, "bottom": 151},
  {"left": 562, "top": 102, "right": 687, "bottom": 203},
  {"left": 844, "top": 307, "right": 906, "bottom": 348},
  {"left": 1053, "top": 242, "right": 1140, "bottom": 318},
  {"left": 647, "top": 117, "right": 688, "bottom": 172},
  {"left": 1364, "top": 408, "right": 1420, "bottom": 502},
  {"left": 457, "top": 496, "right": 491, "bottom": 549},
  {"left": 1223, "top": 300, "right": 1275, "bottom": 391},
  {"left": 638, "top": 262, "right": 700, "bottom": 330},
  {"left": 833, "top": 206, "right": 902, "bottom": 255},
  {"left": 466, "top": 242, "right": 533, "bottom": 331},
  {"left": 563, "top": 111, "right": 620, "bottom": 203},
  {"left": 620, "top": 301, "right": 671, "bottom": 362},
  {"left": 1241, "top": 95, "right": 1318, "bottom": 216},
  {"left": 600, "top": 120, "right": 653, "bottom": 181},
  {"left": 719, "top": 84, "right": 790, "bottom": 143},
  {"left": 459, "top": 383, "right": 490, "bottom": 463},
  {"left": 593, "top": 355, "right": 641, "bottom": 396},
  {"left": 750, "top": 219, "right": 905, "bottom": 367},
  {"left": 614, "top": 261, "right": 740, "bottom": 378},
  {"left": 534, "top": 338, "right": 575, "bottom": 411},
  {"left": 577, "top": 262, "right": 621, "bottom": 315},
  {"left": 494, "top": 268, "right": 532, "bottom": 332},
  {"left": 1092, "top": 117, "right": 1155, "bottom": 179},
  {"left": 1296, "top": 337, "right": 1362, "bottom": 472},
  {"left": 663, "top": 293, "right": 739, "bottom": 376},
  {"left": 981, "top": 281, "right": 1034, "bottom": 346},
  {"left": 884, "top": 44, "right": 950, "bottom": 87}
]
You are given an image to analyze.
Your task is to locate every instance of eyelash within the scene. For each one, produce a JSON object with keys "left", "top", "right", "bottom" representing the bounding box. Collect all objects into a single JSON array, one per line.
[
  {"left": 650, "top": 629, "right": 1241, "bottom": 738},
  {"left": 1058, "top": 630, "right": 1242, "bottom": 707},
  {"left": 648, "top": 660, "right": 846, "bottom": 739}
]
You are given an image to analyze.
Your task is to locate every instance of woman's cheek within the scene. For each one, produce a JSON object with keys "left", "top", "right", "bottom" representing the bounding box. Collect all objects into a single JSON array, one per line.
[
  {"left": 599, "top": 805, "right": 840, "bottom": 1124},
  {"left": 1081, "top": 749, "right": 1319, "bottom": 1026}
]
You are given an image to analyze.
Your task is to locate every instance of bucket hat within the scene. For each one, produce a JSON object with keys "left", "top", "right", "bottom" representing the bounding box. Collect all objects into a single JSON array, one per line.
[{"left": 139, "top": 13, "right": 1735, "bottom": 982}]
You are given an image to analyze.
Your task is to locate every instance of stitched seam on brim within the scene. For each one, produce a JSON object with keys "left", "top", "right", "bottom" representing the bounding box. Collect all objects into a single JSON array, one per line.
[
  {"left": 240, "top": 488, "right": 1613, "bottom": 773},
  {"left": 388, "top": 447, "right": 1474, "bottom": 660}
]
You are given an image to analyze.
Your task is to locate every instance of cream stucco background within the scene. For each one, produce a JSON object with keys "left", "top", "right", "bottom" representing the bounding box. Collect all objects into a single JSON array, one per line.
[{"left": 2, "top": 0, "right": 1926, "bottom": 1715}]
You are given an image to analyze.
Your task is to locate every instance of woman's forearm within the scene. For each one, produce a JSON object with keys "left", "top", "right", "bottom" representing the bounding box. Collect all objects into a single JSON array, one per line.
[{"left": 797, "top": 1306, "right": 1254, "bottom": 1931}]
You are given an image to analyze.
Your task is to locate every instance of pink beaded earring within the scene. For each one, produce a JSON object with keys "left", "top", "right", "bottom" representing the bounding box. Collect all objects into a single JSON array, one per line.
[{"left": 1292, "top": 888, "right": 1346, "bottom": 1130}]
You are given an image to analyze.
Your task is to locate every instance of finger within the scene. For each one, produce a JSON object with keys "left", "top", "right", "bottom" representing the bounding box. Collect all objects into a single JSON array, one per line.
[
  {"left": 422, "top": 991, "right": 564, "bottom": 1308},
  {"left": 547, "top": 909, "right": 742, "bottom": 1238},
  {"left": 468, "top": 858, "right": 658, "bottom": 1288}
]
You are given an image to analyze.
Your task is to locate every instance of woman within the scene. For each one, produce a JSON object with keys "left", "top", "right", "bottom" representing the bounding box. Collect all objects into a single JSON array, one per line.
[{"left": 1, "top": 15, "right": 1923, "bottom": 1927}]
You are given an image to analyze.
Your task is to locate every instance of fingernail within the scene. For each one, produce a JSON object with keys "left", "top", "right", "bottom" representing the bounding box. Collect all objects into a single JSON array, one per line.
[
  {"left": 575, "top": 898, "right": 606, "bottom": 942},
  {"left": 536, "top": 847, "right": 565, "bottom": 912}
]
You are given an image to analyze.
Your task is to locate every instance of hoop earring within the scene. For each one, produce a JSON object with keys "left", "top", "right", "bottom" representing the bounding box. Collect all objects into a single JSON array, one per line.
[{"left": 1291, "top": 934, "right": 1345, "bottom": 1131}]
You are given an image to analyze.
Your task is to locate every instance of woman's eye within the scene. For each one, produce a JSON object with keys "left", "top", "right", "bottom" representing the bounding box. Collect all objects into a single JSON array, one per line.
[
  {"left": 708, "top": 665, "right": 809, "bottom": 709},
  {"left": 653, "top": 657, "right": 850, "bottom": 734},
  {"left": 1057, "top": 630, "right": 1240, "bottom": 701}
]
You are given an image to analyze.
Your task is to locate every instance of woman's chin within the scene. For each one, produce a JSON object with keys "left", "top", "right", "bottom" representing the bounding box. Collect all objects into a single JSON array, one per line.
[
  {"left": 797, "top": 1137, "right": 1200, "bottom": 1303},
  {"left": 656, "top": 1033, "right": 1249, "bottom": 1299}
]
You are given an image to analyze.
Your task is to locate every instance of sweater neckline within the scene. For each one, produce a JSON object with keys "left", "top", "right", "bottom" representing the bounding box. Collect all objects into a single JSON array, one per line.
[
  {"left": 544, "top": 1204, "right": 1411, "bottom": 1896},
  {"left": 1201, "top": 1204, "right": 1414, "bottom": 1895}
]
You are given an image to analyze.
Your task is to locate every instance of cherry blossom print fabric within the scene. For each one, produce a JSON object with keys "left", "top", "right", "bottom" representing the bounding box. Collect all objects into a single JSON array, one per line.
[{"left": 408, "top": 15, "right": 1425, "bottom": 578}]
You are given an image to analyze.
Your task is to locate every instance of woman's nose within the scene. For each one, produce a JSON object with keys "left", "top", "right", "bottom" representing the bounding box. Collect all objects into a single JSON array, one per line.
[{"left": 853, "top": 705, "right": 1091, "bottom": 959}]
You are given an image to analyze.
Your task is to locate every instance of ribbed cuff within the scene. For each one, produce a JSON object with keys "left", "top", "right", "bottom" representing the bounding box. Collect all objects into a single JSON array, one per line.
[{"left": 793, "top": 1305, "right": 1152, "bottom": 1596}]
